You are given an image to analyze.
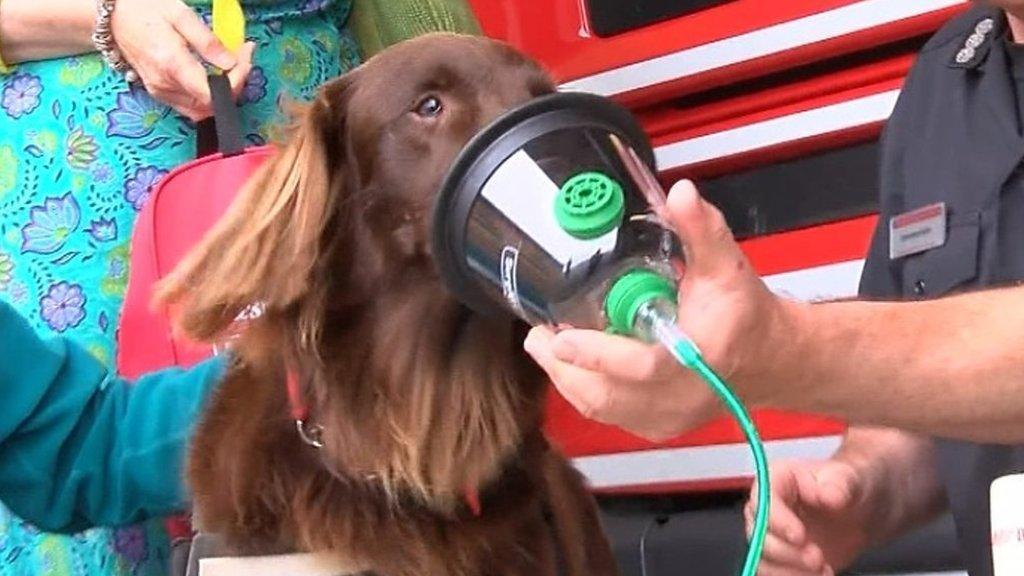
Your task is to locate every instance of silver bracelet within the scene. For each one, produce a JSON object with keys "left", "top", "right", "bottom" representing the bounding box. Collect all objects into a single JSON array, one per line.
[{"left": 92, "top": 0, "right": 139, "bottom": 83}]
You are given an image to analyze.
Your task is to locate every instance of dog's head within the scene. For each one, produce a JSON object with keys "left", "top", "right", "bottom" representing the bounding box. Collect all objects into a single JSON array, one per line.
[{"left": 159, "top": 34, "right": 555, "bottom": 510}]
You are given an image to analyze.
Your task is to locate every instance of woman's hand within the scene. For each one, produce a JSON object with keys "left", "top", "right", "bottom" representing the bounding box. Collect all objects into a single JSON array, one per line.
[{"left": 111, "top": 0, "right": 254, "bottom": 120}]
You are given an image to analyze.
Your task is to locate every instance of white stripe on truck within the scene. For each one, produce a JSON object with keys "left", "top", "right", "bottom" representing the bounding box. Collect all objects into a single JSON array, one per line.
[{"left": 560, "top": 0, "right": 965, "bottom": 97}]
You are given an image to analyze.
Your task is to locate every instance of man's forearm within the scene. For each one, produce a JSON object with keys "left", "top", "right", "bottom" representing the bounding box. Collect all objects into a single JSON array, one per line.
[
  {"left": 836, "top": 427, "right": 946, "bottom": 545},
  {"left": 0, "top": 0, "right": 95, "bottom": 65},
  {"left": 761, "top": 286, "right": 1024, "bottom": 442}
]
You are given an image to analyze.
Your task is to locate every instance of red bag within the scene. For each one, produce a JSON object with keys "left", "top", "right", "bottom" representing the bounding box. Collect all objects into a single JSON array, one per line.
[
  {"left": 117, "top": 76, "right": 271, "bottom": 379},
  {"left": 116, "top": 75, "right": 272, "bottom": 540}
]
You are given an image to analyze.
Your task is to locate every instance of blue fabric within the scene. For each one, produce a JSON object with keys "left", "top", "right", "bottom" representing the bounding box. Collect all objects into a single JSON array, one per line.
[
  {"left": 0, "top": 1, "right": 359, "bottom": 573},
  {"left": 0, "top": 300, "right": 227, "bottom": 533}
]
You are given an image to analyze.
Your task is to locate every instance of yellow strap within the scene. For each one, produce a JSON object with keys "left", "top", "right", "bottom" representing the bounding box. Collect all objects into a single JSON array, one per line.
[{"left": 211, "top": 0, "right": 245, "bottom": 55}]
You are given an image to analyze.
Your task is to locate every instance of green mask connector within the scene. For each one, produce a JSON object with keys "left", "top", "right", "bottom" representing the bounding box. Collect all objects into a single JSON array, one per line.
[
  {"left": 555, "top": 171, "right": 626, "bottom": 239},
  {"left": 604, "top": 269, "right": 677, "bottom": 335},
  {"left": 607, "top": 272, "right": 770, "bottom": 576}
]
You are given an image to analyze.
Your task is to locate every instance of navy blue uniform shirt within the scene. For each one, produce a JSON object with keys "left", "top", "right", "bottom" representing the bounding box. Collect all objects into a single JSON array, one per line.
[{"left": 862, "top": 7, "right": 1024, "bottom": 576}]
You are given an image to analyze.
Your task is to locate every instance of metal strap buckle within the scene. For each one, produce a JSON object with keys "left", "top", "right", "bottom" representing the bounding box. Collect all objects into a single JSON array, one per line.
[{"left": 295, "top": 419, "right": 324, "bottom": 448}]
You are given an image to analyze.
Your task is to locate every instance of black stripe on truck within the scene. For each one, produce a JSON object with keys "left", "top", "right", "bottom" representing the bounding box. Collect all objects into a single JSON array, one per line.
[
  {"left": 587, "top": 0, "right": 736, "bottom": 37},
  {"left": 699, "top": 140, "right": 881, "bottom": 239}
]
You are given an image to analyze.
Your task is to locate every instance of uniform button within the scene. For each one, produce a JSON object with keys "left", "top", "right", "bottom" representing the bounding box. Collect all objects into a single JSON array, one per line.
[{"left": 913, "top": 279, "right": 926, "bottom": 296}]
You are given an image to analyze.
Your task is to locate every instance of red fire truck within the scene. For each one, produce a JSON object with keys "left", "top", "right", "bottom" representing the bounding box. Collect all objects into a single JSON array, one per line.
[{"left": 463, "top": 1, "right": 970, "bottom": 573}]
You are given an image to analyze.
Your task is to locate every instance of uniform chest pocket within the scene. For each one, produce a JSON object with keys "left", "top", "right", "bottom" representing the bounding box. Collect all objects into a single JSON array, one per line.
[{"left": 899, "top": 211, "right": 981, "bottom": 298}]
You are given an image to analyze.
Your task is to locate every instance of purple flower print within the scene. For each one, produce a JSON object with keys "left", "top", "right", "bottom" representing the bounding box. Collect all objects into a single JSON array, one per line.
[
  {"left": 87, "top": 218, "right": 117, "bottom": 242},
  {"left": 124, "top": 166, "right": 167, "bottom": 210},
  {"left": 107, "top": 256, "right": 124, "bottom": 280},
  {"left": 107, "top": 86, "right": 170, "bottom": 138},
  {"left": 239, "top": 66, "right": 267, "bottom": 105},
  {"left": 21, "top": 193, "right": 81, "bottom": 254},
  {"left": 113, "top": 526, "right": 148, "bottom": 565},
  {"left": 40, "top": 282, "right": 86, "bottom": 332},
  {"left": 301, "top": 0, "right": 329, "bottom": 12},
  {"left": 8, "top": 282, "right": 27, "bottom": 305},
  {"left": 2, "top": 73, "right": 42, "bottom": 119},
  {"left": 93, "top": 163, "right": 114, "bottom": 184}
]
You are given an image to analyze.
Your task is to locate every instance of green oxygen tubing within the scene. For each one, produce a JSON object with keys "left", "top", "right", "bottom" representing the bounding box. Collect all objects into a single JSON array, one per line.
[{"left": 606, "top": 271, "right": 769, "bottom": 576}]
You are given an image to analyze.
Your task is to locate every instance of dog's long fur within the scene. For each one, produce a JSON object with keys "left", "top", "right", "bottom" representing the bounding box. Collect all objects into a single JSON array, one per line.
[{"left": 157, "top": 34, "right": 620, "bottom": 576}]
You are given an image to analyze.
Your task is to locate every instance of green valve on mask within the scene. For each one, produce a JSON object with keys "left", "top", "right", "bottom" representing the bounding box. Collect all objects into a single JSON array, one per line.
[
  {"left": 604, "top": 269, "right": 677, "bottom": 335},
  {"left": 555, "top": 172, "right": 625, "bottom": 239}
]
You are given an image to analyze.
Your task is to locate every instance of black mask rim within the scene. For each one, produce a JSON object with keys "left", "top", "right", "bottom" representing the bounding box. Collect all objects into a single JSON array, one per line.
[{"left": 432, "top": 91, "right": 656, "bottom": 319}]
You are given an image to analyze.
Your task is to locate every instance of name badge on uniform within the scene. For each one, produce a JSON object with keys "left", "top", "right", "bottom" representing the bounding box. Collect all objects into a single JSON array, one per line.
[{"left": 889, "top": 202, "right": 947, "bottom": 260}]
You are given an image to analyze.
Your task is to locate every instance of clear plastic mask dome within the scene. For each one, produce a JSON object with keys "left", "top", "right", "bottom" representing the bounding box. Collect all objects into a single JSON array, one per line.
[{"left": 434, "top": 92, "right": 681, "bottom": 331}]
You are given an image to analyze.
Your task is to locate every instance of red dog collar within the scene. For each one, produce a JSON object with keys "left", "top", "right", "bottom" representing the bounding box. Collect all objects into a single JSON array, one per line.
[
  {"left": 287, "top": 370, "right": 324, "bottom": 448},
  {"left": 285, "top": 370, "right": 308, "bottom": 421}
]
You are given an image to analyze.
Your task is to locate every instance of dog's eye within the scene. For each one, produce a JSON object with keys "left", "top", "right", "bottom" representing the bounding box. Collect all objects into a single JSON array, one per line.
[{"left": 414, "top": 95, "right": 443, "bottom": 118}]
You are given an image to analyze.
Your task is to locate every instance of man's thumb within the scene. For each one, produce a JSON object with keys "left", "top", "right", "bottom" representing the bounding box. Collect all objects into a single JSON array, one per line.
[
  {"left": 665, "top": 180, "right": 740, "bottom": 275},
  {"left": 813, "top": 462, "right": 862, "bottom": 511}
]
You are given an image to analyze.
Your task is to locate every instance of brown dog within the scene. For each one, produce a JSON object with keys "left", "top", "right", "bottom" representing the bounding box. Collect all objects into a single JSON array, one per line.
[{"left": 157, "top": 34, "right": 620, "bottom": 576}]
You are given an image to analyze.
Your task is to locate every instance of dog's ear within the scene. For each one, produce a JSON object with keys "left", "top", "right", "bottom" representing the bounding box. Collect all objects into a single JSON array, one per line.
[{"left": 156, "top": 73, "right": 359, "bottom": 343}]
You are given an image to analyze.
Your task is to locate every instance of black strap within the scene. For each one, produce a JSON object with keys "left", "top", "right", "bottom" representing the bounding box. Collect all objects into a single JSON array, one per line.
[{"left": 195, "top": 73, "right": 245, "bottom": 158}]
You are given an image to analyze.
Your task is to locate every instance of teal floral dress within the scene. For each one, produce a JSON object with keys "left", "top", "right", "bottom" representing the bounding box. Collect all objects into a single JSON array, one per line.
[{"left": 0, "top": 1, "right": 360, "bottom": 574}]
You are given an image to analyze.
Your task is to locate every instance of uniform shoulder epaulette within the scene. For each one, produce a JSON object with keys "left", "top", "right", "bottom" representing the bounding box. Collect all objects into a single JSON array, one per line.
[
  {"left": 919, "top": 6, "right": 998, "bottom": 55},
  {"left": 948, "top": 15, "right": 998, "bottom": 69}
]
